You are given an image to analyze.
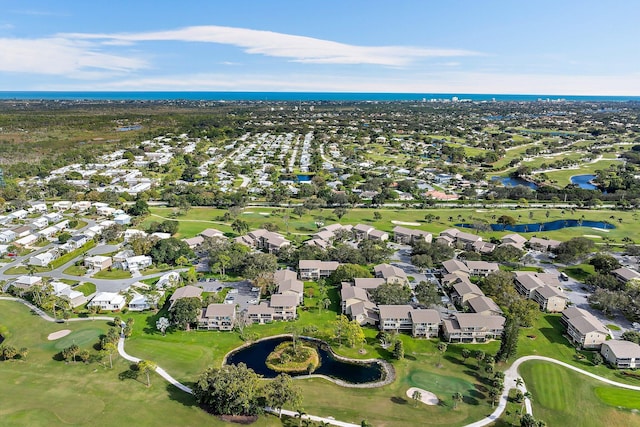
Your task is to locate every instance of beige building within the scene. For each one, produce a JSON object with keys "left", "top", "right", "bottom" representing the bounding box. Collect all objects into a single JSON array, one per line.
[
  {"left": 561, "top": 307, "right": 609, "bottom": 349},
  {"left": 600, "top": 340, "right": 640, "bottom": 369},
  {"left": 198, "top": 304, "right": 235, "bottom": 331},
  {"left": 442, "top": 313, "right": 505, "bottom": 343}
]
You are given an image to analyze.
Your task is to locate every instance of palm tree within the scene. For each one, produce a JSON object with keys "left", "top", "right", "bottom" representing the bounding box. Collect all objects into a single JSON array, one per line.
[
  {"left": 294, "top": 409, "right": 306, "bottom": 427},
  {"left": 514, "top": 377, "right": 524, "bottom": 389},
  {"left": 488, "top": 387, "right": 500, "bottom": 408},
  {"left": 137, "top": 360, "right": 156, "bottom": 387},
  {"left": 522, "top": 391, "right": 532, "bottom": 414},
  {"left": 452, "top": 392, "right": 463, "bottom": 409},
  {"left": 412, "top": 390, "right": 422, "bottom": 407},
  {"left": 437, "top": 342, "right": 448, "bottom": 366},
  {"left": 103, "top": 342, "right": 117, "bottom": 369}
]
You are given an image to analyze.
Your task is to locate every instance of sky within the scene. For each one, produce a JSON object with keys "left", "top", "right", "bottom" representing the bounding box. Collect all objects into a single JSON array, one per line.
[{"left": 1, "top": 0, "right": 639, "bottom": 95}]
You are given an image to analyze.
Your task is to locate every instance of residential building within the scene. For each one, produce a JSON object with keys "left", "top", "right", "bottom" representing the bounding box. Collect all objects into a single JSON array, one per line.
[
  {"left": 274, "top": 269, "right": 304, "bottom": 305},
  {"left": 13, "top": 275, "right": 43, "bottom": 290},
  {"left": 198, "top": 303, "right": 236, "bottom": 331},
  {"left": 530, "top": 286, "right": 568, "bottom": 313},
  {"left": 378, "top": 305, "right": 414, "bottom": 332},
  {"left": 600, "top": 340, "right": 640, "bottom": 369},
  {"left": 392, "top": 226, "right": 433, "bottom": 244},
  {"left": 236, "top": 229, "right": 291, "bottom": 253},
  {"left": 88, "top": 292, "right": 126, "bottom": 311},
  {"left": 442, "top": 259, "right": 470, "bottom": 275},
  {"left": 465, "top": 295, "right": 503, "bottom": 316},
  {"left": 128, "top": 292, "right": 162, "bottom": 311},
  {"left": 29, "top": 251, "right": 55, "bottom": 267},
  {"left": 124, "top": 229, "right": 147, "bottom": 242},
  {"left": 353, "top": 223, "right": 375, "bottom": 240},
  {"left": 84, "top": 255, "right": 113, "bottom": 271},
  {"left": 611, "top": 267, "right": 640, "bottom": 285},
  {"left": 51, "top": 281, "right": 87, "bottom": 308},
  {"left": 0, "top": 230, "right": 16, "bottom": 243},
  {"left": 450, "top": 281, "right": 484, "bottom": 305},
  {"left": 374, "top": 263, "right": 408, "bottom": 284},
  {"left": 442, "top": 313, "right": 506, "bottom": 343},
  {"left": 114, "top": 214, "right": 132, "bottom": 225},
  {"left": 369, "top": 229, "right": 389, "bottom": 241},
  {"left": 124, "top": 255, "right": 152, "bottom": 272},
  {"left": 410, "top": 309, "right": 442, "bottom": 338},
  {"left": 183, "top": 236, "right": 204, "bottom": 249},
  {"left": 169, "top": 285, "right": 203, "bottom": 310},
  {"left": 500, "top": 233, "right": 527, "bottom": 250},
  {"left": 199, "top": 228, "right": 224, "bottom": 239},
  {"left": 561, "top": 307, "right": 609, "bottom": 349},
  {"left": 465, "top": 261, "right": 500, "bottom": 277},
  {"left": 354, "top": 277, "right": 386, "bottom": 290},
  {"left": 247, "top": 303, "right": 275, "bottom": 324},
  {"left": 298, "top": 260, "right": 340, "bottom": 280},
  {"left": 528, "top": 237, "right": 562, "bottom": 252},
  {"left": 269, "top": 294, "right": 298, "bottom": 320}
]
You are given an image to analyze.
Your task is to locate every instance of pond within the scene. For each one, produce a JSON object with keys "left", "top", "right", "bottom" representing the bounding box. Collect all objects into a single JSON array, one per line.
[
  {"left": 456, "top": 218, "right": 615, "bottom": 233},
  {"left": 296, "top": 174, "right": 312, "bottom": 182},
  {"left": 571, "top": 174, "right": 598, "bottom": 190},
  {"left": 225, "top": 336, "right": 386, "bottom": 384},
  {"left": 491, "top": 176, "right": 539, "bottom": 190}
]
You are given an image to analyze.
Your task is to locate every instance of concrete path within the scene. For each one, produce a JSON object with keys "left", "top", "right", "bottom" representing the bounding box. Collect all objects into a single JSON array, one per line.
[{"left": 267, "top": 408, "right": 360, "bottom": 427}]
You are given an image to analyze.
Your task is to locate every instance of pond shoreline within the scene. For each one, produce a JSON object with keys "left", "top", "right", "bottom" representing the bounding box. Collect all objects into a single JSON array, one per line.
[{"left": 223, "top": 334, "right": 395, "bottom": 388}]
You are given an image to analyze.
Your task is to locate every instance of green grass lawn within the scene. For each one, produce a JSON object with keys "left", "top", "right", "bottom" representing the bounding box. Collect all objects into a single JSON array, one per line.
[
  {"left": 74, "top": 282, "right": 96, "bottom": 296},
  {"left": 0, "top": 300, "right": 281, "bottom": 427},
  {"left": 92, "top": 269, "right": 132, "bottom": 279},
  {"left": 519, "top": 361, "right": 640, "bottom": 427},
  {"left": 63, "top": 264, "right": 87, "bottom": 276},
  {"left": 561, "top": 263, "right": 595, "bottom": 281},
  {"left": 4, "top": 265, "right": 51, "bottom": 275},
  {"left": 594, "top": 387, "right": 640, "bottom": 410}
]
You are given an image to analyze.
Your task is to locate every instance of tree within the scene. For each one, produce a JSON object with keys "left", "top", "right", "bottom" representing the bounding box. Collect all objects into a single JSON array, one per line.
[
  {"left": 103, "top": 342, "right": 117, "bottom": 369},
  {"left": 414, "top": 281, "right": 439, "bottom": 307},
  {"left": 79, "top": 349, "right": 91, "bottom": 364},
  {"left": 411, "top": 254, "right": 433, "bottom": 273},
  {"left": 589, "top": 253, "right": 621, "bottom": 274},
  {"left": 264, "top": 373, "right": 302, "bottom": 418},
  {"left": 496, "top": 317, "right": 520, "bottom": 362},
  {"left": 138, "top": 360, "right": 157, "bottom": 387},
  {"left": 128, "top": 199, "right": 149, "bottom": 216},
  {"left": 328, "top": 264, "right": 372, "bottom": 285},
  {"left": 393, "top": 339, "right": 404, "bottom": 360},
  {"left": 242, "top": 253, "right": 278, "bottom": 280},
  {"left": 452, "top": 392, "right": 463, "bottom": 409},
  {"left": 1, "top": 345, "right": 17, "bottom": 360},
  {"left": 621, "top": 330, "right": 640, "bottom": 344},
  {"left": 520, "top": 413, "right": 539, "bottom": 427},
  {"left": 150, "top": 237, "right": 192, "bottom": 265},
  {"left": 592, "top": 352, "right": 603, "bottom": 366},
  {"left": 488, "top": 387, "right": 500, "bottom": 408},
  {"left": 193, "top": 363, "right": 262, "bottom": 416},
  {"left": 497, "top": 215, "right": 517, "bottom": 230},
  {"left": 169, "top": 297, "right": 201, "bottom": 330},
  {"left": 320, "top": 298, "right": 331, "bottom": 314},
  {"left": 488, "top": 245, "right": 524, "bottom": 263},
  {"left": 231, "top": 219, "right": 250, "bottom": 235},
  {"left": 553, "top": 237, "right": 596, "bottom": 264},
  {"left": 370, "top": 282, "right": 412, "bottom": 305},
  {"left": 412, "top": 389, "right": 422, "bottom": 407},
  {"left": 346, "top": 320, "right": 366, "bottom": 348},
  {"left": 461, "top": 348, "right": 471, "bottom": 363},
  {"left": 475, "top": 350, "right": 485, "bottom": 367},
  {"left": 18, "top": 347, "right": 29, "bottom": 360},
  {"left": 437, "top": 342, "right": 448, "bottom": 366},
  {"left": 333, "top": 207, "right": 348, "bottom": 219},
  {"left": 333, "top": 315, "right": 350, "bottom": 346},
  {"left": 58, "top": 232, "right": 72, "bottom": 244},
  {"left": 101, "top": 224, "right": 123, "bottom": 242}
]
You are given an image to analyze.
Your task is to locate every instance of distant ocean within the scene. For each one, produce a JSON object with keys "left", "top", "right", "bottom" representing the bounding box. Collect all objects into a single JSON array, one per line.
[{"left": 0, "top": 91, "right": 639, "bottom": 102}]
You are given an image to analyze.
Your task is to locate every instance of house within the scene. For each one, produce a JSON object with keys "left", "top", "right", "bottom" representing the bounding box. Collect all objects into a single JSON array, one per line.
[
  {"left": 341, "top": 283, "right": 378, "bottom": 325},
  {"left": 465, "top": 295, "right": 503, "bottom": 316},
  {"left": 183, "top": 236, "right": 204, "bottom": 249},
  {"left": 156, "top": 271, "right": 181, "bottom": 289},
  {"left": 128, "top": 292, "right": 158, "bottom": 311},
  {"left": 53, "top": 201, "right": 72, "bottom": 210},
  {"left": 0, "top": 245, "right": 8, "bottom": 256},
  {"left": 514, "top": 274, "right": 546, "bottom": 298},
  {"left": 298, "top": 260, "right": 340, "bottom": 280},
  {"left": 450, "top": 281, "right": 484, "bottom": 305},
  {"left": 369, "top": 229, "right": 389, "bottom": 241},
  {"left": 124, "top": 229, "right": 147, "bottom": 242},
  {"left": 392, "top": 226, "right": 433, "bottom": 244},
  {"left": 528, "top": 237, "right": 562, "bottom": 252},
  {"left": 247, "top": 303, "right": 275, "bottom": 324},
  {"left": 410, "top": 309, "right": 442, "bottom": 338},
  {"left": 353, "top": 224, "right": 375, "bottom": 240},
  {"left": 600, "top": 340, "right": 640, "bottom": 369},
  {"left": 611, "top": 267, "right": 640, "bottom": 285},
  {"left": 199, "top": 228, "right": 224, "bottom": 239},
  {"left": 84, "top": 255, "right": 113, "bottom": 271},
  {"left": 43, "top": 212, "right": 63, "bottom": 224},
  {"left": 442, "top": 259, "right": 470, "bottom": 275},
  {"left": 31, "top": 217, "right": 49, "bottom": 230},
  {"left": 112, "top": 249, "right": 134, "bottom": 269},
  {"left": 71, "top": 201, "right": 92, "bottom": 211},
  {"left": 237, "top": 229, "right": 291, "bottom": 253},
  {"left": 114, "top": 214, "right": 132, "bottom": 225},
  {"left": 274, "top": 269, "right": 304, "bottom": 305},
  {"left": 465, "top": 261, "right": 500, "bottom": 277},
  {"left": 378, "top": 305, "right": 414, "bottom": 332},
  {"left": 354, "top": 277, "right": 386, "bottom": 290},
  {"left": 88, "top": 292, "right": 126, "bottom": 311},
  {"left": 66, "top": 234, "right": 88, "bottom": 250},
  {"left": 198, "top": 303, "right": 236, "bottom": 330},
  {"left": 14, "top": 234, "right": 38, "bottom": 247},
  {"left": 0, "top": 230, "right": 16, "bottom": 243},
  {"left": 472, "top": 241, "right": 496, "bottom": 254},
  {"left": 500, "top": 233, "right": 527, "bottom": 250},
  {"left": 96, "top": 206, "right": 115, "bottom": 216},
  {"left": 8, "top": 209, "right": 28, "bottom": 220},
  {"left": 30, "top": 202, "right": 48, "bottom": 213},
  {"left": 125, "top": 255, "right": 152, "bottom": 272},
  {"left": 169, "top": 285, "right": 203, "bottom": 310},
  {"left": 51, "top": 281, "right": 87, "bottom": 308},
  {"left": 374, "top": 263, "right": 408, "bottom": 284},
  {"left": 13, "top": 275, "right": 43, "bottom": 290},
  {"left": 12, "top": 226, "right": 32, "bottom": 239},
  {"left": 269, "top": 294, "right": 298, "bottom": 320},
  {"left": 561, "top": 307, "right": 609, "bottom": 349},
  {"left": 29, "top": 251, "right": 55, "bottom": 267},
  {"left": 442, "top": 313, "right": 505, "bottom": 343},
  {"left": 530, "top": 286, "right": 568, "bottom": 313}
]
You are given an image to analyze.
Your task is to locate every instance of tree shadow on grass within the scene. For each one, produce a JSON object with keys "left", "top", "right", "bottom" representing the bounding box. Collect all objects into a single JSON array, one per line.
[
  {"left": 165, "top": 383, "right": 198, "bottom": 408},
  {"left": 143, "top": 311, "right": 164, "bottom": 335},
  {"left": 118, "top": 363, "right": 145, "bottom": 386},
  {"left": 405, "top": 354, "right": 416, "bottom": 361},
  {"left": 390, "top": 396, "right": 408, "bottom": 405}
]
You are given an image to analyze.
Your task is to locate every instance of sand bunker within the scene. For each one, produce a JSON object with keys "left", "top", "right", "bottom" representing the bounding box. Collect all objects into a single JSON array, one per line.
[
  {"left": 48, "top": 330, "right": 71, "bottom": 341},
  {"left": 391, "top": 220, "right": 420, "bottom": 226},
  {"left": 406, "top": 387, "right": 439, "bottom": 405},
  {"left": 583, "top": 234, "right": 602, "bottom": 239},
  {"left": 259, "top": 212, "right": 270, "bottom": 216}
]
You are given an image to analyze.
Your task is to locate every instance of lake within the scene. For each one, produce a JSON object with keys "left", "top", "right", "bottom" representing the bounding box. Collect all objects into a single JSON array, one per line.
[
  {"left": 457, "top": 218, "right": 615, "bottom": 233},
  {"left": 225, "top": 336, "right": 385, "bottom": 384},
  {"left": 491, "top": 176, "right": 539, "bottom": 190},
  {"left": 296, "top": 174, "right": 312, "bottom": 182},
  {"left": 571, "top": 174, "right": 598, "bottom": 190}
]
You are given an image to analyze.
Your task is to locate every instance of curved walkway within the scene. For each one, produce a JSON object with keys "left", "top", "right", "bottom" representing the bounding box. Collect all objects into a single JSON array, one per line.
[{"left": 5, "top": 296, "right": 638, "bottom": 427}]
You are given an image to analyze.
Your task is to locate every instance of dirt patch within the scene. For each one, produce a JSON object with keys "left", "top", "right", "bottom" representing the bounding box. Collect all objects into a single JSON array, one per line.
[
  {"left": 406, "top": 387, "right": 439, "bottom": 405},
  {"left": 48, "top": 330, "right": 72, "bottom": 341},
  {"left": 218, "top": 415, "right": 259, "bottom": 424},
  {"left": 391, "top": 220, "right": 420, "bottom": 226}
]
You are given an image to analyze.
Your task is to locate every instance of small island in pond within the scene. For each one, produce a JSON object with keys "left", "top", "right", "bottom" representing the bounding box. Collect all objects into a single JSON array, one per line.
[{"left": 266, "top": 341, "right": 320, "bottom": 373}]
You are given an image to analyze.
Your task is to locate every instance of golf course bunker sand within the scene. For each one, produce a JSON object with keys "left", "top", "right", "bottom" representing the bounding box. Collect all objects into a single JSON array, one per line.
[
  {"left": 391, "top": 220, "right": 420, "bottom": 226},
  {"left": 48, "top": 330, "right": 72, "bottom": 341},
  {"left": 406, "top": 387, "right": 439, "bottom": 405},
  {"left": 583, "top": 234, "right": 602, "bottom": 238}
]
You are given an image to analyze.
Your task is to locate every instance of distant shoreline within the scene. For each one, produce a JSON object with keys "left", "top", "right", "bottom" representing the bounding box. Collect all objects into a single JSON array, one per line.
[{"left": 0, "top": 91, "right": 639, "bottom": 102}]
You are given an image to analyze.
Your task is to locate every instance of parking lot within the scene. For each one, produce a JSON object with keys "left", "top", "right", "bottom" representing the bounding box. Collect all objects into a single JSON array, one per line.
[{"left": 197, "top": 278, "right": 261, "bottom": 311}]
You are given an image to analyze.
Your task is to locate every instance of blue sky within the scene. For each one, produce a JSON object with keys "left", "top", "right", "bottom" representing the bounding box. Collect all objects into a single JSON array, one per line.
[{"left": 1, "top": 0, "right": 639, "bottom": 94}]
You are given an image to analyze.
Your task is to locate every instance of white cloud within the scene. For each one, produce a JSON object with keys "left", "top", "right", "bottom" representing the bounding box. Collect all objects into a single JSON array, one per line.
[
  {"left": 0, "top": 37, "right": 147, "bottom": 77},
  {"left": 61, "top": 25, "right": 480, "bottom": 66},
  {"left": 37, "top": 71, "right": 640, "bottom": 96}
]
